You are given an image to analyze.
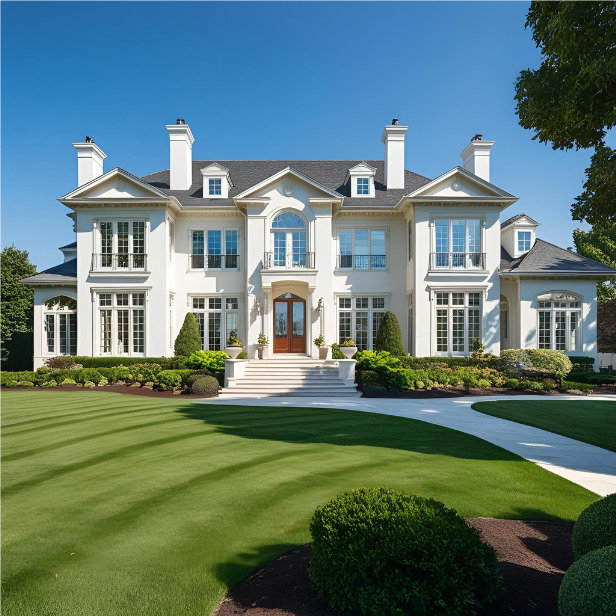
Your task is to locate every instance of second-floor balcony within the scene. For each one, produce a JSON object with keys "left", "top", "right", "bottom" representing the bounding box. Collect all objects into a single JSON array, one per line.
[
  {"left": 91, "top": 253, "right": 148, "bottom": 272},
  {"left": 263, "top": 252, "right": 315, "bottom": 270},
  {"left": 190, "top": 254, "right": 239, "bottom": 270},
  {"left": 430, "top": 252, "right": 486, "bottom": 271},
  {"left": 337, "top": 254, "right": 387, "bottom": 270}
]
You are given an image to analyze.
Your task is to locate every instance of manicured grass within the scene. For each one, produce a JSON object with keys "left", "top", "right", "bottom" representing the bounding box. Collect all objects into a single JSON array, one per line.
[
  {"left": 2, "top": 391, "right": 598, "bottom": 616},
  {"left": 473, "top": 400, "right": 616, "bottom": 453}
]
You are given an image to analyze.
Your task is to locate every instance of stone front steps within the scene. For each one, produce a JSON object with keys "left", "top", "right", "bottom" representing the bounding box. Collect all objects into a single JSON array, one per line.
[{"left": 220, "top": 357, "right": 360, "bottom": 398}]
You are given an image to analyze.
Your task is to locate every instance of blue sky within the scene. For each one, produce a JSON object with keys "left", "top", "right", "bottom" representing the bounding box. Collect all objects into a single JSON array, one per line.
[{"left": 1, "top": 1, "right": 600, "bottom": 270}]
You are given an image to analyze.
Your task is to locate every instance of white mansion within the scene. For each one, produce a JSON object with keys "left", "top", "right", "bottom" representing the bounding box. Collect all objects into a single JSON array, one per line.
[{"left": 22, "top": 119, "right": 615, "bottom": 368}]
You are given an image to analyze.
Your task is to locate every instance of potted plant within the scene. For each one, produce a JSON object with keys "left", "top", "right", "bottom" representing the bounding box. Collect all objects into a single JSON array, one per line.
[
  {"left": 339, "top": 338, "right": 358, "bottom": 359},
  {"left": 225, "top": 331, "right": 244, "bottom": 359},
  {"left": 314, "top": 335, "right": 330, "bottom": 360},
  {"left": 257, "top": 333, "right": 269, "bottom": 359}
]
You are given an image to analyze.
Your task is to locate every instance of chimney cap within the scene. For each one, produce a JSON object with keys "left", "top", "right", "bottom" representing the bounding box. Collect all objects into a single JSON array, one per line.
[
  {"left": 472, "top": 133, "right": 483, "bottom": 141},
  {"left": 392, "top": 118, "right": 398, "bottom": 125},
  {"left": 176, "top": 118, "right": 186, "bottom": 125}
]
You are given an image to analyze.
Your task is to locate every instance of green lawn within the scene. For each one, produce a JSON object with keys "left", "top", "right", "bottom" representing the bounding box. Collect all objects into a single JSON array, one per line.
[
  {"left": 2, "top": 391, "right": 598, "bottom": 616},
  {"left": 473, "top": 400, "right": 616, "bottom": 453}
]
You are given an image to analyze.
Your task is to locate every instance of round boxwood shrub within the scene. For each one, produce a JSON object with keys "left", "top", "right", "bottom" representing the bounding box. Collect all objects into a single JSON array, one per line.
[
  {"left": 190, "top": 375, "right": 220, "bottom": 396},
  {"left": 374, "top": 311, "right": 405, "bottom": 356},
  {"left": 572, "top": 493, "right": 616, "bottom": 560},
  {"left": 309, "top": 487, "right": 502, "bottom": 616},
  {"left": 558, "top": 545, "right": 616, "bottom": 616}
]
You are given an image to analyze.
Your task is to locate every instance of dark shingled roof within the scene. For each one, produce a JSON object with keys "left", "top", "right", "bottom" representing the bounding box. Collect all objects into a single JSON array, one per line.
[
  {"left": 500, "top": 239, "right": 616, "bottom": 275},
  {"left": 20, "top": 258, "right": 77, "bottom": 285},
  {"left": 501, "top": 213, "right": 540, "bottom": 229},
  {"left": 141, "top": 160, "right": 432, "bottom": 209},
  {"left": 59, "top": 241, "right": 77, "bottom": 250}
]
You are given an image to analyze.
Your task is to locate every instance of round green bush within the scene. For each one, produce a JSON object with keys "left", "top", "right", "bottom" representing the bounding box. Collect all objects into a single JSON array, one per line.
[
  {"left": 558, "top": 545, "right": 616, "bottom": 616},
  {"left": 309, "top": 488, "right": 502, "bottom": 616},
  {"left": 183, "top": 370, "right": 213, "bottom": 388},
  {"left": 505, "top": 378, "right": 519, "bottom": 388},
  {"left": 572, "top": 494, "right": 616, "bottom": 560},
  {"left": 190, "top": 376, "right": 220, "bottom": 396}
]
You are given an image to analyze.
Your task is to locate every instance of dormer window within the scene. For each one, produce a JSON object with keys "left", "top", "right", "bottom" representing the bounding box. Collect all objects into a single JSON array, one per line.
[
  {"left": 357, "top": 177, "right": 370, "bottom": 195},
  {"left": 208, "top": 178, "right": 222, "bottom": 196},
  {"left": 517, "top": 231, "right": 531, "bottom": 253}
]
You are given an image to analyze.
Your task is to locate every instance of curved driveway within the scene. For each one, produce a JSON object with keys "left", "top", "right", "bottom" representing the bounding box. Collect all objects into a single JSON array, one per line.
[{"left": 201, "top": 394, "right": 616, "bottom": 496}]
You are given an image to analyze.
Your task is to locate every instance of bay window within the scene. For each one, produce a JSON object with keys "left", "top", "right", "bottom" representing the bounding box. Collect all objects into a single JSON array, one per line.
[
  {"left": 338, "top": 296, "right": 387, "bottom": 350},
  {"left": 95, "top": 220, "right": 147, "bottom": 270},
  {"left": 434, "top": 291, "right": 481, "bottom": 354},
  {"left": 537, "top": 293, "right": 581, "bottom": 351},
  {"left": 338, "top": 229, "right": 387, "bottom": 270},
  {"left": 190, "top": 229, "right": 239, "bottom": 270},
  {"left": 191, "top": 296, "right": 240, "bottom": 350},
  {"left": 98, "top": 291, "right": 146, "bottom": 356},
  {"left": 431, "top": 219, "right": 483, "bottom": 269},
  {"left": 43, "top": 296, "right": 77, "bottom": 356}
]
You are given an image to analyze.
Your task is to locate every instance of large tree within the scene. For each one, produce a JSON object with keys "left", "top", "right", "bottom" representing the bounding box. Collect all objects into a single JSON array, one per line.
[
  {"left": 1, "top": 245, "right": 37, "bottom": 360},
  {"left": 573, "top": 223, "right": 616, "bottom": 300},
  {"left": 515, "top": 2, "right": 616, "bottom": 224}
]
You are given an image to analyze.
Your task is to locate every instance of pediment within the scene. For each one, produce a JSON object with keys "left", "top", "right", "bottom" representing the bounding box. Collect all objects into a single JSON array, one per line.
[
  {"left": 61, "top": 168, "right": 169, "bottom": 201},
  {"left": 407, "top": 167, "right": 514, "bottom": 199}
]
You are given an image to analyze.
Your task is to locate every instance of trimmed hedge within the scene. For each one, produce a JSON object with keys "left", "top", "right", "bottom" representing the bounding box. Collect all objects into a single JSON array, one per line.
[
  {"left": 309, "top": 488, "right": 502, "bottom": 616},
  {"left": 558, "top": 545, "right": 616, "bottom": 616},
  {"left": 190, "top": 375, "right": 220, "bottom": 396},
  {"left": 72, "top": 356, "right": 186, "bottom": 369},
  {"left": 567, "top": 371, "right": 616, "bottom": 385},
  {"left": 174, "top": 313, "right": 202, "bottom": 357},
  {"left": 572, "top": 494, "right": 616, "bottom": 560},
  {"left": 568, "top": 355, "right": 595, "bottom": 373},
  {"left": 374, "top": 311, "right": 405, "bottom": 356}
]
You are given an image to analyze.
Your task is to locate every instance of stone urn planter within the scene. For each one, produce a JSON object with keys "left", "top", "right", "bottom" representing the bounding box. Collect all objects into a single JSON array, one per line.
[
  {"left": 257, "top": 344, "right": 269, "bottom": 360},
  {"left": 225, "top": 346, "right": 243, "bottom": 359},
  {"left": 318, "top": 345, "right": 330, "bottom": 360},
  {"left": 340, "top": 346, "right": 358, "bottom": 359}
]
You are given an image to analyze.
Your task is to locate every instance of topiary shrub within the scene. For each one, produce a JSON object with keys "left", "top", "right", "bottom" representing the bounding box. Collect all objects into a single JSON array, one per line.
[
  {"left": 330, "top": 343, "right": 344, "bottom": 359},
  {"left": 174, "top": 313, "right": 202, "bottom": 357},
  {"left": 309, "top": 487, "right": 502, "bottom": 616},
  {"left": 527, "top": 349, "right": 572, "bottom": 379},
  {"left": 572, "top": 494, "right": 616, "bottom": 560},
  {"left": 190, "top": 375, "right": 219, "bottom": 397},
  {"left": 558, "top": 545, "right": 616, "bottom": 616},
  {"left": 374, "top": 311, "right": 405, "bottom": 356}
]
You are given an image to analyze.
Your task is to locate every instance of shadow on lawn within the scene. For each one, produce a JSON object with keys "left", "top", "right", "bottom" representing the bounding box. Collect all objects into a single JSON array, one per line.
[{"left": 173, "top": 403, "right": 522, "bottom": 463}]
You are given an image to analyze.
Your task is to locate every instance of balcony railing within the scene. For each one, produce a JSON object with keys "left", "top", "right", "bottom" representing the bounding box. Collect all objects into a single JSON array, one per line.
[
  {"left": 190, "top": 254, "right": 239, "bottom": 270},
  {"left": 430, "top": 252, "right": 486, "bottom": 270},
  {"left": 337, "top": 254, "right": 387, "bottom": 270},
  {"left": 263, "top": 252, "right": 315, "bottom": 269},
  {"left": 92, "top": 253, "right": 147, "bottom": 271}
]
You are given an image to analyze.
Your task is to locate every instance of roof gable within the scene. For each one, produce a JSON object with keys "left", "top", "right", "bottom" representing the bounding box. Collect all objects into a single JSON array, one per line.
[{"left": 501, "top": 213, "right": 540, "bottom": 229}]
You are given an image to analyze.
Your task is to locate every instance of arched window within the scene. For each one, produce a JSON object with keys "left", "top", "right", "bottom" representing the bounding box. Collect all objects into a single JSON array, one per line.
[
  {"left": 536, "top": 292, "right": 582, "bottom": 352},
  {"left": 43, "top": 296, "right": 77, "bottom": 356},
  {"left": 270, "top": 211, "right": 309, "bottom": 268}
]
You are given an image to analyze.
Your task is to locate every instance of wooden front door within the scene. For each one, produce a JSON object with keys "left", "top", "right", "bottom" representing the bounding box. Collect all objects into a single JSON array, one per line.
[{"left": 273, "top": 294, "right": 306, "bottom": 353}]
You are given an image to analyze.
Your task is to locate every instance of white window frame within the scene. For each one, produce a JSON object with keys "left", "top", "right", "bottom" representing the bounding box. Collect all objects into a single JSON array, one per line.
[
  {"left": 190, "top": 295, "right": 241, "bottom": 351},
  {"left": 430, "top": 218, "right": 484, "bottom": 270},
  {"left": 336, "top": 295, "right": 389, "bottom": 351},
  {"left": 93, "top": 218, "right": 149, "bottom": 271},
  {"left": 269, "top": 211, "right": 310, "bottom": 269},
  {"left": 356, "top": 177, "right": 370, "bottom": 195},
  {"left": 432, "top": 290, "right": 482, "bottom": 356},
  {"left": 96, "top": 291, "right": 147, "bottom": 357},
  {"left": 517, "top": 230, "right": 531, "bottom": 253},
  {"left": 337, "top": 227, "right": 388, "bottom": 270},
  {"left": 536, "top": 292, "right": 582, "bottom": 352},
  {"left": 208, "top": 178, "right": 222, "bottom": 196},
  {"left": 189, "top": 227, "right": 240, "bottom": 271},
  {"left": 43, "top": 297, "right": 77, "bottom": 357}
]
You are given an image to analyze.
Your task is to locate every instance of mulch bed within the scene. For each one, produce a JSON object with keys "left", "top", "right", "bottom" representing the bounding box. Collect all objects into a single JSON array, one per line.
[
  {"left": 5, "top": 384, "right": 215, "bottom": 398},
  {"left": 213, "top": 518, "right": 573, "bottom": 616}
]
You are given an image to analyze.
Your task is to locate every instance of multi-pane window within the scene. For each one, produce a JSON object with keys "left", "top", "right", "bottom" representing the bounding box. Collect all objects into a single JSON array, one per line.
[
  {"left": 338, "top": 229, "right": 387, "bottom": 269},
  {"left": 432, "top": 219, "right": 482, "bottom": 269},
  {"left": 208, "top": 178, "right": 222, "bottom": 196},
  {"left": 537, "top": 293, "right": 581, "bottom": 351},
  {"left": 517, "top": 231, "right": 531, "bottom": 253},
  {"left": 95, "top": 220, "right": 146, "bottom": 270},
  {"left": 357, "top": 177, "right": 370, "bottom": 195},
  {"left": 98, "top": 292, "right": 145, "bottom": 356},
  {"left": 270, "top": 212, "right": 308, "bottom": 268},
  {"left": 190, "top": 229, "right": 239, "bottom": 270},
  {"left": 43, "top": 296, "right": 77, "bottom": 356},
  {"left": 434, "top": 291, "right": 481, "bottom": 354},
  {"left": 192, "top": 296, "right": 240, "bottom": 350},
  {"left": 338, "top": 296, "right": 387, "bottom": 351}
]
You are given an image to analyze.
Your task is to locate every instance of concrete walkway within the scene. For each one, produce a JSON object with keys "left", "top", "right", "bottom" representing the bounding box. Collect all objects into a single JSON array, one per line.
[{"left": 200, "top": 394, "right": 616, "bottom": 496}]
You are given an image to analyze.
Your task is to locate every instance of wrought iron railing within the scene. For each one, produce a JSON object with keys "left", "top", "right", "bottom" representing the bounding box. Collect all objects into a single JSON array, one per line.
[
  {"left": 190, "top": 254, "right": 239, "bottom": 270},
  {"left": 91, "top": 253, "right": 147, "bottom": 271},
  {"left": 336, "top": 254, "right": 387, "bottom": 270},
  {"left": 263, "top": 252, "right": 315, "bottom": 269},
  {"left": 429, "top": 252, "right": 486, "bottom": 270}
]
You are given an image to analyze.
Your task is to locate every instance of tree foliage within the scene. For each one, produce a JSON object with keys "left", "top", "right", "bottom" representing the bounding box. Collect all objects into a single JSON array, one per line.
[
  {"left": 573, "top": 222, "right": 616, "bottom": 299},
  {"left": 515, "top": 2, "right": 616, "bottom": 223},
  {"left": 1, "top": 245, "right": 37, "bottom": 359},
  {"left": 174, "top": 313, "right": 202, "bottom": 357}
]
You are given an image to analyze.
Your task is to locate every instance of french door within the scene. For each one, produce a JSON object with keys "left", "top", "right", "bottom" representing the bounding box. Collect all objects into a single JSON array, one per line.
[{"left": 273, "top": 294, "right": 306, "bottom": 353}]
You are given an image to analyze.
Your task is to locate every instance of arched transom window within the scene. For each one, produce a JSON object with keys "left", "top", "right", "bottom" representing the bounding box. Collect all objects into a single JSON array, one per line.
[
  {"left": 43, "top": 296, "right": 77, "bottom": 356},
  {"left": 537, "top": 292, "right": 582, "bottom": 351},
  {"left": 269, "top": 212, "right": 310, "bottom": 268}
]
